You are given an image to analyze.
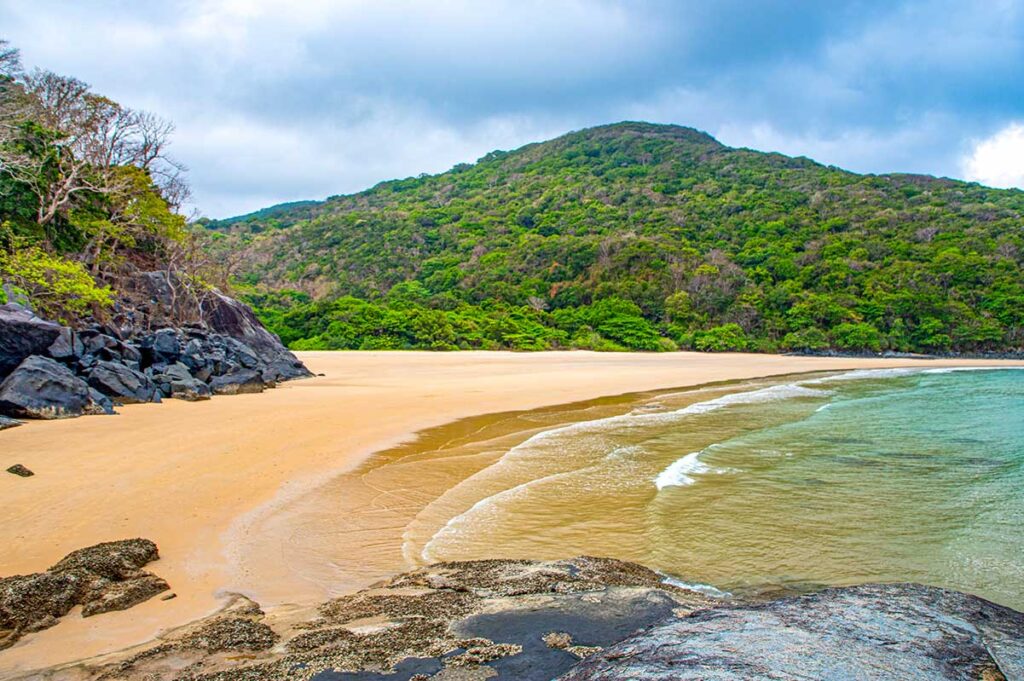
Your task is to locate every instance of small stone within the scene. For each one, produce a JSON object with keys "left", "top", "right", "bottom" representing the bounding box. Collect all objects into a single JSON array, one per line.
[
  {"left": 161, "top": 592, "right": 177, "bottom": 601},
  {"left": 6, "top": 464, "right": 33, "bottom": 477}
]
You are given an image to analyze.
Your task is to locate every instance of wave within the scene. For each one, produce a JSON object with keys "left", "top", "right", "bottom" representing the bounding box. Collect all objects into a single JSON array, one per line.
[
  {"left": 921, "top": 366, "right": 1024, "bottom": 374},
  {"left": 655, "top": 451, "right": 709, "bottom": 489},
  {"left": 660, "top": 574, "right": 732, "bottom": 598}
]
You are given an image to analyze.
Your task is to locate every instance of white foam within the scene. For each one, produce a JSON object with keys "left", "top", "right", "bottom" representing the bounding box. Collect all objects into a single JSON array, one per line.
[
  {"left": 424, "top": 380, "right": 833, "bottom": 558},
  {"left": 802, "top": 368, "right": 922, "bottom": 384},
  {"left": 655, "top": 451, "right": 709, "bottom": 489},
  {"left": 921, "top": 366, "right": 1024, "bottom": 375},
  {"left": 661, "top": 574, "right": 731, "bottom": 598}
]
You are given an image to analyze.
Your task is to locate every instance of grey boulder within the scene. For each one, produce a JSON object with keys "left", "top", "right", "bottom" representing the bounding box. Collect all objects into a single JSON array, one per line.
[
  {"left": 153, "top": 362, "right": 210, "bottom": 401},
  {"left": 0, "top": 304, "right": 63, "bottom": 379},
  {"left": 87, "top": 361, "right": 161, "bottom": 405},
  {"left": 0, "top": 415, "right": 21, "bottom": 430},
  {"left": 209, "top": 369, "right": 265, "bottom": 395},
  {"left": 0, "top": 356, "right": 106, "bottom": 419},
  {"left": 559, "top": 582, "right": 1024, "bottom": 681}
]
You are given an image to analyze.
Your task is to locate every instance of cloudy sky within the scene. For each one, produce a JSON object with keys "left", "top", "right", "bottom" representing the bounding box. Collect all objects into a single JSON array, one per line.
[{"left": 2, "top": 0, "right": 1023, "bottom": 217}]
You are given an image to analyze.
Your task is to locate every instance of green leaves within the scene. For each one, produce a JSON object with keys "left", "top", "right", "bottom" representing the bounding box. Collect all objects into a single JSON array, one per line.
[{"left": 213, "top": 123, "right": 1022, "bottom": 355}]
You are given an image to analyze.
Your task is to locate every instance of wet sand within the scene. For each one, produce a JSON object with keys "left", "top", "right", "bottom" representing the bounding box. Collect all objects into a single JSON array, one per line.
[{"left": 1, "top": 351, "right": 1022, "bottom": 676}]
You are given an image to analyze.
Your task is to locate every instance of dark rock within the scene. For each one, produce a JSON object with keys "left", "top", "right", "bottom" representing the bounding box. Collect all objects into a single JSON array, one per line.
[
  {"left": 209, "top": 368, "right": 265, "bottom": 395},
  {"left": 46, "top": 327, "right": 85, "bottom": 363},
  {"left": 152, "top": 362, "right": 211, "bottom": 401},
  {"left": 0, "top": 355, "right": 106, "bottom": 419},
  {"left": 87, "top": 360, "right": 161, "bottom": 404},
  {"left": 0, "top": 538, "right": 168, "bottom": 650},
  {"left": 0, "top": 415, "right": 21, "bottom": 430},
  {"left": 6, "top": 464, "right": 33, "bottom": 477},
  {"left": 81, "top": 331, "right": 120, "bottom": 358},
  {"left": 558, "top": 583, "right": 1024, "bottom": 681},
  {"left": 0, "top": 304, "right": 63, "bottom": 379},
  {"left": 88, "top": 388, "right": 115, "bottom": 415},
  {"left": 147, "top": 328, "right": 180, "bottom": 362},
  {"left": 202, "top": 291, "right": 312, "bottom": 379}
]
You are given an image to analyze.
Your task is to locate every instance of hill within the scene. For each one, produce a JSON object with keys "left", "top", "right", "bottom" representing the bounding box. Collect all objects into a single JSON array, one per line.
[{"left": 207, "top": 122, "right": 1024, "bottom": 354}]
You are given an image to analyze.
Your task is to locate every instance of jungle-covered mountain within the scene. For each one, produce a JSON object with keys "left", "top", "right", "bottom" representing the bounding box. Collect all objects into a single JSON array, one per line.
[{"left": 203, "top": 122, "right": 1024, "bottom": 354}]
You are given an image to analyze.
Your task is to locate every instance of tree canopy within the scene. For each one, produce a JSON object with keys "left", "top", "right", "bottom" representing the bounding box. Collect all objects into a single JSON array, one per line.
[{"left": 206, "top": 122, "right": 1024, "bottom": 354}]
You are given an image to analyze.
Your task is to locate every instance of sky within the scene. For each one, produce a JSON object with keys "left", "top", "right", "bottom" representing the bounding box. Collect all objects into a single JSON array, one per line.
[{"left": 1, "top": 0, "right": 1023, "bottom": 218}]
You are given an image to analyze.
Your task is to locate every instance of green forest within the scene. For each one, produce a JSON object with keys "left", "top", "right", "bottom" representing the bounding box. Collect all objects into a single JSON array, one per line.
[{"left": 205, "top": 122, "right": 1024, "bottom": 354}]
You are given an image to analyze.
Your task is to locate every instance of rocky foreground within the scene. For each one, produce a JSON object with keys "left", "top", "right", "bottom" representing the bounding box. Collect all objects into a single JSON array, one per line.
[
  {"left": 6, "top": 543, "right": 1021, "bottom": 681},
  {"left": 0, "top": 273, "right": 310, "bottom": 425}
]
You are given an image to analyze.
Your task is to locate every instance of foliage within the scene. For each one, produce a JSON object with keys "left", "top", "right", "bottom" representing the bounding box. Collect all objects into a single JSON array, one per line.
[
  {"left": 0, "top": 237, "right": 112, "bottom": 322},
  {"left": 0, "top": 41, "right": 192, "bottom": 322},
  {"left": 212, "top": 122, "right": 1023, "bottom": 354}
]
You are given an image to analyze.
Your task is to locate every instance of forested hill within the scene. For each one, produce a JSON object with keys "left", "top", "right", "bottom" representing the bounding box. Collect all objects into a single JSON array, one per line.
[{"left": 205, "top": 122, "right": 1024, "bottom": 354}]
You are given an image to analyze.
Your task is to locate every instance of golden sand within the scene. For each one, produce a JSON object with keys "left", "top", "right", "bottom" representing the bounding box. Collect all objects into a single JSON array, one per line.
[{"left": 1, "top": 351, "right": 1022, "bottom": 675}]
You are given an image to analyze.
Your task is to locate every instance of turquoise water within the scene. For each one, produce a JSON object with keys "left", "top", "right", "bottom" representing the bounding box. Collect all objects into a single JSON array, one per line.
[{"left": 421, "top": 368, "right": 1024, "bottom": 609}]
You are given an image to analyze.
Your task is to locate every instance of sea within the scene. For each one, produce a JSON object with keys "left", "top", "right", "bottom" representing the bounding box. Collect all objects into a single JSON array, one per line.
[{"left": 412, "top": 367, "right": 1024, "bottom": 609}]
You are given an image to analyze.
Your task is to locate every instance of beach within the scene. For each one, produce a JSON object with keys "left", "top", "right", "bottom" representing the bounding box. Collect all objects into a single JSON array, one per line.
[{"left": 2, "top": 350, "right": 1023, "bottom": 676}]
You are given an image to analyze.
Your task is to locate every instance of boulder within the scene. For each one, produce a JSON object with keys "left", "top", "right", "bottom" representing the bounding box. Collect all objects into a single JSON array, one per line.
[
  {"left": 0, "top": 538, "right": 168, "bottom": 650},
  {"left": 152, "top": 362, "right": 210, "bottom": 401},
  {"left": 0, "top": 304, "right": 63, "bottom": 379},
  {"left": 46, "top": 327, "right": 85, "bottom": 363},
  {"left": 209, "top": 369, "right": 265, "bottom": 395},
  {"left": 0, "top": 356, "right": 106, "bottom": 419},
  {"left": 558, "top": 583, "right": 1024, "bottom": 681},
  {"left": 0, "top": 415, "right": 21, "bottom": 430},
  {"left": 87, "top": 361, "right": 161, "bottom": 405}
]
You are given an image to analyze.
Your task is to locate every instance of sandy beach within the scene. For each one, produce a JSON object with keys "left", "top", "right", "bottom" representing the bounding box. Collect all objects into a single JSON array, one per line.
[{"left": 2, "top": 350, "right": 1023, "bottom": 676}]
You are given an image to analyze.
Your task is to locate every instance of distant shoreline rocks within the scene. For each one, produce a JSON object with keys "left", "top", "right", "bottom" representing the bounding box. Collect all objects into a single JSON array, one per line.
[{"left": 0, "top": 287, "right": 311, "bottom": 423}]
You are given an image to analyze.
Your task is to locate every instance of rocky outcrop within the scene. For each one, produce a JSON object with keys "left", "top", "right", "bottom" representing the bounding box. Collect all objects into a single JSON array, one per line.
[
  {"left": 0, "top": 415, "right": 21, "bottom": 430},
  {"left": 83, "top": 557, "right": 713, "bottom": 681},
  {"left": 559, "top": 582, "right": 1024, "bottom": 681},
  {"left": 0, "top": 355, "right": 110, "bottom": 419},
  {"left": 0, "top": 538, "right": 168, "bottom": 650},
  {"left": 0, "top": 304, "right": 62, "bottom": 379},
  {"left": 0, "top": 292, "right": 311, "bottom": 421},
  {"left": 67, "top": 558, "right": 1024, "bottom": 681}
]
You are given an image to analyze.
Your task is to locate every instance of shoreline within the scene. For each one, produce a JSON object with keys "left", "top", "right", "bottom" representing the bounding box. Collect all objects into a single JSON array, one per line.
[{"left": 2, "top": 350, "right": 1023, "bottom": 676}]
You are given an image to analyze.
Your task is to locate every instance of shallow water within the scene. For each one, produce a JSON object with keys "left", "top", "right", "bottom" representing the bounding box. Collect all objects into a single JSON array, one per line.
[{"left": 410, "top": 368, "right": 1024, "bottom": 609}]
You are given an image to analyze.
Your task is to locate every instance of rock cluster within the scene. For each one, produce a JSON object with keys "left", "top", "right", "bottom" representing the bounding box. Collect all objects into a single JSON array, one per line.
[
  {"left": 0, "top": 538, "right": 168, "bottom": 650},
  {"left": 85, "top": 556, "right": 712, "bottom": 681},
  {"left": 560, "top": 582, "right": 1024, "bottom": 681},
  {"left": 0, "top": 295, "right": 310, "bottom": 421},
  {"left": 13, "top": 556, "right": 1024, "bottom": 681}
]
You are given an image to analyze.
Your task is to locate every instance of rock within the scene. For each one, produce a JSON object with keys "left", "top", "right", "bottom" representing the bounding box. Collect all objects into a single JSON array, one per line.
[
  {"left": 209, "top": 368, "right": 265, "bottom": 395},
  {"left": 6, "top": 464, "right": 33, "bottom": 477},
  {"left": 558, "top": 583, "right": 1024, "bottom": 681},
  {"left": 140, "top": 328, "right": 181, "bottom": 364},
  {"left": 80, "top": 573, "right": 170, "bottom": 618},
  {"left": 181, "top": 617, "right": 280, "bottom": 653},
  {"left": 87, "top": 360, "right": 161, "bottom": 404},
  {"left": 98, "top": 557, "right": 710, "bottom": 681},
  {"left": 46, "top": 327, "right": 85, "bottom": 363},
  {"left": 0, "top": 356, "right": 107, "bottom": 419},
  {"left": 0, "top": 538, "right": 168, "bottom": 650},
  {"left": 88, "top": 387, "right": 115, "bottom": 415},
  {"left": 0, "top": 304, "right": 63, "bottom": 379},
  {"left": 0, "top": 415, "right": 21, "bottom": 430},
  {"left": 202, "top": 291, "right": 312, "bottom": 379}
]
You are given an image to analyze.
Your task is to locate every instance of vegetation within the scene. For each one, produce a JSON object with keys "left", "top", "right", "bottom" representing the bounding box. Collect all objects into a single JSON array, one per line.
[
  {"left": 0, "top": 40, "right": 198, "bottom": 323},
  {"left": 207, "top": 123, "right": 1024, "bottom": 353}
]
